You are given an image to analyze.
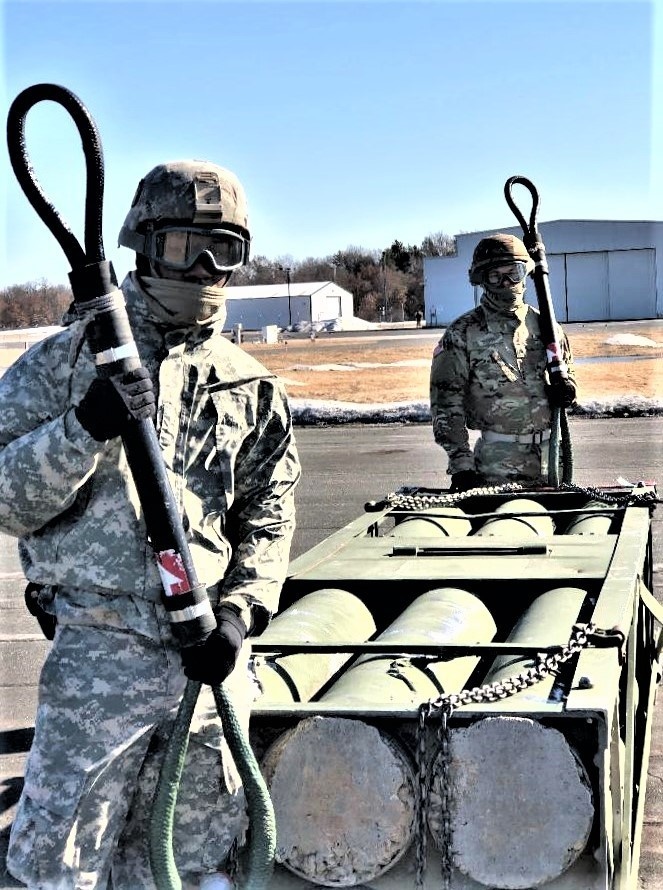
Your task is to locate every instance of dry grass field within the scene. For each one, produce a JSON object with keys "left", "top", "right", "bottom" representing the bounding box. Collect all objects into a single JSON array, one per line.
[
  {"left": 0, "top": 322, "right": 660, "bottom": 404},
  {"left": 243, "top": 322, "right": 663, "bottom": 403}
]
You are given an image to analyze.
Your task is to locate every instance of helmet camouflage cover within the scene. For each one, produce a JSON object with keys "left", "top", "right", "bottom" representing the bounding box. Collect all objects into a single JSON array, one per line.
[
  {"left": 468, "top": 233, "right": 534, "bottom": 285},
  {"left": 118, "top": 159, "right": 250, "bottom": 254}
]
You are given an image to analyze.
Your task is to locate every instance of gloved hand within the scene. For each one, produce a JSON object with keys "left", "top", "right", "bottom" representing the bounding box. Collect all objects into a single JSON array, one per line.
[
  {"left": 450, "top": 469, "right": 484, "bottom": 493},
  {"left": 545, "top": 378, "right": 577, "bottom": 408},
  {"left": 75, "top": 367, "right": 156, "bottom": 441},
  {"left": 180, "top": 605, "right": 248, "bottom": 686}
]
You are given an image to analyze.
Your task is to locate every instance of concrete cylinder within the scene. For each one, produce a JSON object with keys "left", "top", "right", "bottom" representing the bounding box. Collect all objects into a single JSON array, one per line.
[
  {"left": 262, "top": 716, "right": 416, "bottom": 887},
  {"left": 320, "top": 587, "right": 497, "bottom": 707},
  {"left": 564, "top": 499, "right": 614, "bottom": 535},
  {"left": 253, "top": 588, "right": 376, "bottom": 704},
  {"left": 480, "top": 586, "right": 588, "bottom": 706},
  {"left": 389, "top": 506, "right": 472, "bottom": 539},
  {"left": 428, "top": 716, "right": 594, "bottom": 888},
  {"left": 474, "top": 498, "right": 554, "bottom": 538},
  {"left": 259, "top": 590, "right": 496, "bottom": 886}
]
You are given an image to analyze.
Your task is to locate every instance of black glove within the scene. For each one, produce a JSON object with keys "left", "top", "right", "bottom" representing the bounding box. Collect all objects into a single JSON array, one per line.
[
  {"left": 180, "top": 605, "right": 248, "bottom": 686},
  {"left": 75, "top": 367, "right": 156, "bottom": 441},
  {"left": 24, "top": 583, "right": 57, "bottom": 641},
  {"left": 450, "top": 469, "right": 484, "bottom": 493},
  {"left": 545, "top": 378, "right": 576, "bottom": 409}
]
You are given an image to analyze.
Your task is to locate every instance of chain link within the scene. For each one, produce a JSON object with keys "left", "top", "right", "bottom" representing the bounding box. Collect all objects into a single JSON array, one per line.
[
  {"left": 413, "top": 621, "right": 594, "bottom": 889},
  {"left": 385, "top": 482, "right": 525, "bottom": 512},
  {"left": 386, "top": 481, "right": 659, "bottom": 514},
  {"left": 414, "top": 703, "right": 431, "bottom": 890},
  {"left": 558, "top": 481, "right": 660, "bottom": 506}
]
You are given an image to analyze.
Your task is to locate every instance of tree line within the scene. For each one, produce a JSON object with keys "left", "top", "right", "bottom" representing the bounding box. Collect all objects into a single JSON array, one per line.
[{"left": 0, "top": 231, "right": 456, "bottom": 328}]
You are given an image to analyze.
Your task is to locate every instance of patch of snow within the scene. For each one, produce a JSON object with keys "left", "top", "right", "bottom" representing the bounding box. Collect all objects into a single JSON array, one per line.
[
  {"left": 605, "top": 334, "right": 663, "bottom": 348},
  {"left": 290, "top": 395, "right": 663, "bottom": 425},
  {"left": 286, "top": 359, "right": 430, "bottom": 372}
]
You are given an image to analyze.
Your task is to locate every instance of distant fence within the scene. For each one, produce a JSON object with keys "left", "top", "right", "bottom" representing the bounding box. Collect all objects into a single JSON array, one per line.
[{"left": 0, "top": 327, "right": 63, "bottom": 350}]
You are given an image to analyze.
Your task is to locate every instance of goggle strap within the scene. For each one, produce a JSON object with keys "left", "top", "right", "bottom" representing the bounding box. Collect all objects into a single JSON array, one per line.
[{"left": 118, "top": 226, "right": 147, "bottom": 253}]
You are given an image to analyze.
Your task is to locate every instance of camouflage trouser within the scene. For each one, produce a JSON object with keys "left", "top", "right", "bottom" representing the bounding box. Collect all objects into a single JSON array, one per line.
[
  {"left": 7, "top": 620, "right": 251, "bottom": 890},
  {"left": 474, "top": 436, "right": 550, "bottom": 484}
]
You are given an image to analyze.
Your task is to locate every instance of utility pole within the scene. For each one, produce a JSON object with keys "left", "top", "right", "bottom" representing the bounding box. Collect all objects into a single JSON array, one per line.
[
  {"left": 285, "top": 266, "right": 292, "bottom": 328},
  {"left": 278, "top": 264, "right": 292, "bottom": 328}
]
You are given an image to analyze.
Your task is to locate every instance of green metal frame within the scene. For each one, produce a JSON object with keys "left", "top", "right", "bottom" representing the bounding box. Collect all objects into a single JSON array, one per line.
[{"left": 251, "top": 486, "right": 660, "bottom": 889}]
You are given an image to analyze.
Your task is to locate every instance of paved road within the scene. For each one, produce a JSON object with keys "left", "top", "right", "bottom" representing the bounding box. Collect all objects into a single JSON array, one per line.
[{"left": 0, "top": 417, "right": 661, "bottom": 888}]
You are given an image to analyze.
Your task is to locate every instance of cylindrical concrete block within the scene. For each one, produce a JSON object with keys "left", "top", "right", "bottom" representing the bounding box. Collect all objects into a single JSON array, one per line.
[
  {"left": 564, "top": 500, "right": 614, "bottom": 535},
  {"left": 320, "top": 588, "right": 497, "bottom": 708},
  {"left": 389, "top": 507, "right": 472, "bottom": 538},
  {"left": 480, "top": 586, "right": 588, "bottom": 705},
  {"left": 474, "top": 498, "right": 554, "bottom": 538},
  {"left": 428, "top": 716, "right": 594, "bottom": 888},
  {"left": 253, "top": 588, "right": 376, "bottom": 703},
  {"left": 262, "top": 716, "right": 416, "bottom": 886}
]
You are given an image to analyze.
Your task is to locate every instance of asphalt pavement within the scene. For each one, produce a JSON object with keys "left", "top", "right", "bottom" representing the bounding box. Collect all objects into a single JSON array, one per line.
[{"left": 1, "top": 418, "right": 661, "bottom": 888}]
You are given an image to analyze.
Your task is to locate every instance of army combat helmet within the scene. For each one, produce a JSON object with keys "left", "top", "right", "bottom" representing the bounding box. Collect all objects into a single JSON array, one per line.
[
  {"left": 468, "top": 233, "right": 534, "bottom": 287},
  {"left": 118, "top": 160, "right": 251, "bottom": 272}
]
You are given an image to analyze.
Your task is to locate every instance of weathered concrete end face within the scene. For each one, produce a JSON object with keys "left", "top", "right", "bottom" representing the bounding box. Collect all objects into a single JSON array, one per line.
[
  {"left": 262, "top": 716, "right": 416, "bottom": 886},
  {"left": 429, "top": 716, "right": 595, "bottom": 888}
]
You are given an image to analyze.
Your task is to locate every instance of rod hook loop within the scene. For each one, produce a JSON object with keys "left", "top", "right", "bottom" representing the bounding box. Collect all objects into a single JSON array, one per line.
[
  {"left": 6, "top": 82, "right": 105, "bottom": 270},
  {"left": 504, "top": 175, "right": 540, "bottom": 242}
]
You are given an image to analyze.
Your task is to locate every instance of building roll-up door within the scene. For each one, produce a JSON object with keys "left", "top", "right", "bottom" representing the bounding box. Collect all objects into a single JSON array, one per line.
[
  {"left": 565, "top": 249, "right": 656, "bottom": 321},
  {"left": 566, "top": 252, "right": 609, "bottom": 321},
  {"left": 607, "top": 249, "right": 656, "bottom": 320},
  {"left": 545, "top": 254, "right": 568, "bottom": 322}
]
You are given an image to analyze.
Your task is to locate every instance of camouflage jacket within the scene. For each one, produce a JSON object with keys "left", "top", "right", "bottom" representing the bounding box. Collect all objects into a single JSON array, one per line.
[
  {"left": 429, "top": 299, "right": 575, "bottom": 474},
  {"left": 0, "top": 273, "right": 301, "bottom": 635}
]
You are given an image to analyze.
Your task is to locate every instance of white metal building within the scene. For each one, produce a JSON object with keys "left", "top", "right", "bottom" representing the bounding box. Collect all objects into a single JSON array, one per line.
[
  {"left": 223, "top": 281, "right": 354, "bottom": 331},
  {"left": 424, "top": 220, "right": 663, "bottom": 325}
]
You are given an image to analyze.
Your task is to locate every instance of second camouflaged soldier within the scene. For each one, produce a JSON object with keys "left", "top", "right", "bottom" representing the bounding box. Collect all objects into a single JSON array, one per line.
[
  {"left": 430, "top": 233, "right": 576, "bottom": 492},
  {"left": 3, "top": 160, "right": 301, "bottom": 889}
]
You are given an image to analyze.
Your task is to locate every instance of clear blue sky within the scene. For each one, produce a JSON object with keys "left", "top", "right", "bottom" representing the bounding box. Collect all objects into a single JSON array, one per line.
[{"left": 1, "top": 0, "right": 659, "bottom": 288}]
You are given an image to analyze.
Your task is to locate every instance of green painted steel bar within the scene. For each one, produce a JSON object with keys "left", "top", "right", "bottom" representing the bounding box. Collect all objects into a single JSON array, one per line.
[
  {"left": 253, "top": 588, "right": 376, "bottom": 703},
  {"left": 320, "top": 587, "right": 497, "bottom": 706}
]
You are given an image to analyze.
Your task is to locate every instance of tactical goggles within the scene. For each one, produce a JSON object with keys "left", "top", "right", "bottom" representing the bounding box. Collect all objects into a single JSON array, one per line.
[
  {"left": 147, "top": 226, "right": 248, "bottom": 271},
  {"left": 483, "top": 261, "right": 528, "bottom": 287}
]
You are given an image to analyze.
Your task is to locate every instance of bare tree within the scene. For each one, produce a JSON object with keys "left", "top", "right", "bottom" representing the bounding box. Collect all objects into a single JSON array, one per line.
[
  {"left": 420, "top": 231, "right": 456, "bottom": 257},
  {"left": 0, "top": 280, "right": 72, "bottom": 329}
]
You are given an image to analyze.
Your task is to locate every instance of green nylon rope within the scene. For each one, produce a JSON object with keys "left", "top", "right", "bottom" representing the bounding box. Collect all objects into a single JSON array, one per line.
[
  {"left": 548, "top": 406, "right": 574, "bottom": 487},
  {"left": 149, "top": 679, "right": 276, "bottom": 890}
]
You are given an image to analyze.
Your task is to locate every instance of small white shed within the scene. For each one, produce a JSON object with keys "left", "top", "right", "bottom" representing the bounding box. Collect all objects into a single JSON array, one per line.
[
  {"left": 223, "top": 281, "right": 354, "bottom": 331},
  {"left": 424, "top": 220, "right": 663, "bottom": 325}
]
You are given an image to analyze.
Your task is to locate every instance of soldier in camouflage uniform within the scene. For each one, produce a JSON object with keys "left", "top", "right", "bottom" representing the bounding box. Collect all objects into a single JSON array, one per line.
[
  {"left": 430, "top": 233, "right": 576, "bottom": 491},
  {"left": 1, "top": 160, "right": 301, "bottom": 889}
]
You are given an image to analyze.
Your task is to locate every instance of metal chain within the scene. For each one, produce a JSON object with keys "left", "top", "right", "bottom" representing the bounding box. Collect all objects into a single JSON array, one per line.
[
  {"left": 414, "top": 703, "right": 432, "bottom": 890},
  {"left": 386, "top": 482, "right": 525, "bottom": 511},
  {"left": 558, "top": 481, "right": 660, "bottom": 506},
  {"left": 387, "top": 481, "right": 659, "bottom": 514},
  {"left": 432, "top": 621, "right": 594, "bottom": 713},
  {"left": 413, "top": 621, "right": 594, "bottom": 889},
  {"left": 436, "top": 709, "right": 453, "bottom": 889}
]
